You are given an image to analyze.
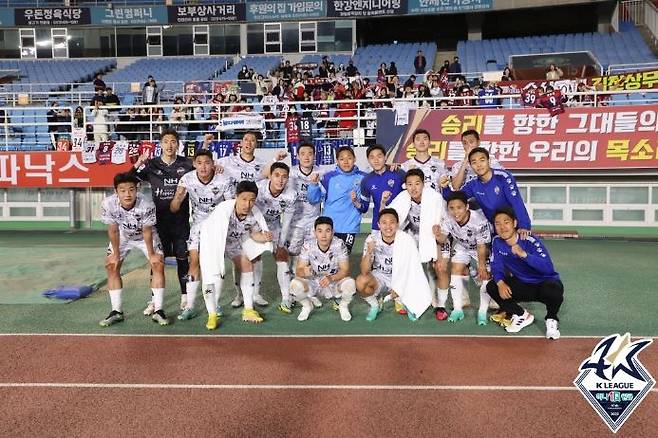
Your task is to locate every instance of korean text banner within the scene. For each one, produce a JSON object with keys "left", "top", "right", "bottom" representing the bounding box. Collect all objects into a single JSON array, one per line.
[
  {"left": 327, "top": 0, "right": 406, "bottom": 18},
  {"left": 407, "top": 0, "right": 493, "bottom": 14},
  {"left": 246, "top": 1, "right": 326, "bottom": 21},
  {"left": 167, "top": 3, "right": 245, "bottom": 24},
  {"left": 378, "top": 106, "right": 658, "bottom": 169},
  {"left": 0, "top": 152, "right": 132, "bottom": 188},
  {"left": 90, "top": 6, "right": 168, "bottom": 26},
  {"left": 15, "top": 7, "right": 91, "bottom": 26}
]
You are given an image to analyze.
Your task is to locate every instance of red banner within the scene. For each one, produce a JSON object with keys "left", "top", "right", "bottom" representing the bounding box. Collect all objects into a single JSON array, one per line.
[
  {"left": 380, "top": 105, "right": 658, "bottom": 169},
  {"left": 0, "top": 152, "right": 132, "bottom": 188}
]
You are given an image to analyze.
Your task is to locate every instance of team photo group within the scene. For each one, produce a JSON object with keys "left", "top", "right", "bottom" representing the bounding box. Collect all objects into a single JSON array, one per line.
[{"left": 99, "top": 128, "right": 564, "bottom": 339}]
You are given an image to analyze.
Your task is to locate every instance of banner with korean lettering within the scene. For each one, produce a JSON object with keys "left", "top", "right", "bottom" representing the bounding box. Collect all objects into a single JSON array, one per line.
[
  {"left": 246, "top": 1, "right": 326, "bottom": 21},
  {"left": 407, "top": 0, "right": 493, "bottom": 14},
  {"left": 0, "top": 152, "right": 132, "bottom": 188},
  {"left": 90, "top": 6, "right": 167, "bottom": 26},
  {"left": 327, "top": 0, "right": 406, "bottom": 18},
  {"left": 167, "top": 4, "right": 245, "bottom": 23},
  {"left": 588, "top": 70, "right": 658, "bottom": 91},
  {"left": 15, "top": 7, "right": 91, "bottom": 26},
  {"left": 377, "top": 106, "right": 658, "bottom": 169}
]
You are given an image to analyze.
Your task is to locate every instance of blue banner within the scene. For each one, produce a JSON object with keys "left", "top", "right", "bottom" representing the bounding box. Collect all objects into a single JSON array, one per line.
[
  {"left": 90, "top": 6, "right": 167, "bottom": 26},
  {"left": 246, "top": 1, "right": 326, "bottom": 22},
  {"left": 0, "top": 9, "right": 13, "bottom": 27},
  {"left": 407, "top": 0, "right": 493, "bottom": 14}
]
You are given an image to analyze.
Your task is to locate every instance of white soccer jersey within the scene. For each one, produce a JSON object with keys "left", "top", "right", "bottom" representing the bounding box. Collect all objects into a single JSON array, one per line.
[
  {"left": 289, "top": 164, "right": 330, "bottom": 227},
  {"left": 364, "top": 231, "right": 394, "bottom": 278},
  {"left": 179, "top": 171, "right": 234, "bottom": 224},
  {"left": 226, "top": 210, "right": 261, "bottom": 245},
  {"left": 100, "top": 193, "right": 156, "bottom": 241},
  {"left": 219, "top": 154, "right": 267, "bottom": 183},
  {"left": 450, "top": 155, "right": 503, "bottom": 185},
  {"left": 299, "top": 236, "right": 349, "bottom": 278},
  {"left": 401, "top": 156, "right": 448, "bottom": 191},
  {"left": 440, "top": 209, "right": 491, "bottom": 251},
  {"left": 255, "top": 179, "right": 297, "bottom": 228},
  {"left": 404, "top": 199, "right": 422, "bottom": 237}
]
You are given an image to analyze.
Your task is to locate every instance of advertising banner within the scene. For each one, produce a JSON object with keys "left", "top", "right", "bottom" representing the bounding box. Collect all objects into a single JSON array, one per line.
[
  {"left": 167, "top": 3, "right": 245, "bottom": 24},
  {"left": 246, "top": 1, "right": 326, "bottom": 21},
  {"left": 90, "top": 6, "right": 167, "bottom": 26},
  {"left": 15, "top": 7, "right": 91, "bottom": 26},
  {"left": 327, "top": 0, "right": 407, "bottom": 18}
]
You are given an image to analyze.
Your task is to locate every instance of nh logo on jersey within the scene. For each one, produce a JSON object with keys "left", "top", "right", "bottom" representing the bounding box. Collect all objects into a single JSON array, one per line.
[
  {"left": 198, "top": 197, "right": 214, "bottom": 203},
  {"left": 163, "top": 178, "right": 178, "bottom": 186},
  {"left": 317, "top": 264, "right": 331, "bottom": 272},
  {"left": 241, "top": 172, "right": 254, "bottom": 179},
  {"left": 574, "top": 333, "right": 655, "bottom": 433}
]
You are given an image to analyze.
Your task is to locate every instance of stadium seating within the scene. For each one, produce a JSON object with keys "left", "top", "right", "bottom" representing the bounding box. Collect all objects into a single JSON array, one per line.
[
  {"left": 351, "top": 42, "right": 436, "bottom": 78},
  {"left": 458, "top": 27, "right": 657, "bottom": 72},
  {"left": 0, "top": 59, "right": 115, "bottom": 93},
  {"left": 219, "top": 56, "right": 282, "bottom": 81}
]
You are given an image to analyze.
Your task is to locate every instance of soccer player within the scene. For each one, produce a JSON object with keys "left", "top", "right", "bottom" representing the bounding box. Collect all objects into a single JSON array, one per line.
[
  {"left": 291, "top": 216, "right": 356, "bottom": 322},
  {"left": 487, "top": 208, "right": 564, "bottom": 339},
  {"left": 443, "top": 147, "right": 531, "bottom": 238},
  {"left": 199, "top": 181, "right": 274, "bottom": 329},
  {"left": 433, "top": 191, "right": 492, "bottom": 325},
  {"left": 450, "top": 129, "right": 503, "bottom": 190},
  {"left": 170, "top": 149, "right": 234, "bottom": 320},
  {"left": 99, "top": 172, "right": 168, "bottom": 327},
  {"left": 255, "top": 162, "right": 298, "bottom": 314},
  {"left": 390, "top": 168, "right": 452, "bottom": 320},
  {"left": 400, "top": 129, "right": 449, "bottom": 191},
  {"left": 131, "top": 128, "right": 194, "bottom": 315},
  {"left": 307, "top": 146, "right": 367, "bottom": 253},
  {"left": 353, "top": 144, "right": 405, "bottom": 231}
]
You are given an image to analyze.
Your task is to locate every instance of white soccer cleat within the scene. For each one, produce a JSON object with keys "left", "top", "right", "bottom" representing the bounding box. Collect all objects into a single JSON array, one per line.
[
  {"left": 142, "top": 301, "right": 155, "bottom": 316},
  {"left": 310, "top": 296, "right": 323, "bottom": 308},
  {"left": 230, "top": 294, "right": 243, "bottom": 308},
  {"left": 545, "top": 318, "right": 560, "bottom": 340},
  {"left": 253, "top": 294, "right": 269, "bottom": 306},
  {"left": 338, "top": 302, "right": 352, "bottom": 322},
  {"left": 462, "top": 288, "right": 471, "bottom": 308},
  {"left": 505, "top": 310, "right": 534, "bottom": 333},
  {"left": 488, "top": 300, "right": 500, "bottom": 310},
  {"left": 179, "top": 295, "right": 187, "bottom": 311},
  {"left": 297, "top": 299, "right": 313, "bottom": 321}
]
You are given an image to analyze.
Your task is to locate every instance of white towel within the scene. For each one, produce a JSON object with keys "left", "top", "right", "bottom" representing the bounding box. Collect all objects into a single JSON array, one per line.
[
  {"left": 199, "top": 199, "right": 272, "bottom": 284},
  {"left": 391, "top": 230, "right": 432, "bottom": 317},
  {"left": 388, "top": 187, "right": 446, "bottom": 262}
]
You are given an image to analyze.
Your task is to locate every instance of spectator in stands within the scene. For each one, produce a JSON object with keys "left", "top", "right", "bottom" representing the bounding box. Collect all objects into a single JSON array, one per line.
[
  {"left": 282, "top": 60, "right": 294, "bottom": 79},
  {"left": 237, "top": 65, "right": 250, "bottom": 81},
  {"left": 105, "top": 87, "right": 120, "bottom": 108},
  {"left": 92, "top": 100, "right": 109, "bottom": 143},
  {"left": 571, "top": 82, "right": 595, "bottom": 107},
  {"left": 152, "top": 108, "right": 166, "bottom": 137},
  {"left": 346, "top": 60, "right": 358, "bottom": 77},
  {"left": 170, "top": 97, "right": 187, "bottom": 133},
  {"left": 254, "top": 74, "right": 268, "bottom": 97},
  {"left": 501, "top": 66, "right": 515, "bottom": 81},
  {"left": 143, "top": 75, "right": 155, "bottom": 88},
  {"left": 93, "top": 74, "right": 106, "bottom": 92},
  {"left": 414, "top": 50, "right": 427, "bottom": 75},
  {"left": 377, "top": 63, "right": 388, "bottom": 82},
  {"left": 387, "top": 62, "right": 398, "bottom": 76},
  {"left": 47, "top": 102, "right": 63, "bottom": 145},
  {"left": 546, "top": 64, "right": 563, "bottom": 80},
  {"left": 142, "top": 77, "right": 160, "bottom": 105},
  {"left": 73, "top": 106, "right": 84, "bottom": 129},
  {"left": 439, "top": 60, "right": 450, "bottom": 75},
  {"left": 403, "top": 75, "right": 416, "bottom": 90},
  {"left": 90, "top": 88, "right": 105, "bottom": 106},
  {"left": 449, "top": 56, "right": 462, "bottom": 74},
  {"left": 186, "top": 95, "right": 204, "bottom": 136}
]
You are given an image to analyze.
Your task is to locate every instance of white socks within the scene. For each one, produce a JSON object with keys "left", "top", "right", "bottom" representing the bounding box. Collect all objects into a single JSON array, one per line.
[
  {"left": 437, "top": 288, "right": 449, "bottom": 308},
  {"left": 240, "top": 272, "right": 255, "bottom": 310},
  {"left": 276, "top": 261, "right": 291, "bottom": 302},
  {"left": 151, "top": 288, "right": 164, "bottom": 311},
  {"left": 253, "top": 260, "right": 263, "bottom": 297},
  {"left": 478, "top": 281, "right": 491, "bottom": 315},
  {"left": 339, "top": 278, "right": 356, "bottom": 304},
  {"left": 109, "top": 289, "right": 122, "bottom": 312},
  {"left": 290, "top": 278, "right": 307, "bottom": 300},
  {"left": 202, "top": 284, "right": 216, "bottom": 315},
  {"left": 450, "top": 275, "right": 469, "bottom": 311},
  {"left": 186, "top": 280, "right": 199, "bottom": 309},
  {"left": 364, "top": 295, "right": 379, "bottom": 308}
]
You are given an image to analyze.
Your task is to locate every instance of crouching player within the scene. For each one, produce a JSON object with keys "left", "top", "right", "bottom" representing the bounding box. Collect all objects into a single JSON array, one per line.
[
  {"left": 100, "top": 172, "right": 168, "bottom": 327},
  {"left": 433, "top": 191, "right": 492, "bottom": 325},
  {"left": 291, "top": 216, "right": 356, "bottom": 322},
  {"left": 199, "top": 181, "right": 274, "bottom": 329},
  {"left": 487, "top": 208, "right": 564, "bottom": 339}
]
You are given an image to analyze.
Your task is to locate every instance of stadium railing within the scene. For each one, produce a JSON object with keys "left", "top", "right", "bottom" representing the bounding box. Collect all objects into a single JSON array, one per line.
[{"left": 621, "top": 0, "right": 658, "bottom": 44}]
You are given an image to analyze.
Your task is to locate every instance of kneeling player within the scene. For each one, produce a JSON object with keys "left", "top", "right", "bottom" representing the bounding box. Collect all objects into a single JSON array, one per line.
[
  {"left": 291, "top": 216, "right": 356, "bottom": 322},
  {"left": 434, "top": 191, "right": 492, "bottom": 325},
  {"left": 99, "top": 172, "right": 168, "bottom": 327}
]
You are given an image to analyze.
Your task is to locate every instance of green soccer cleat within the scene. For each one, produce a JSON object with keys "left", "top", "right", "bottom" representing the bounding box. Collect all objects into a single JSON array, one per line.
[
  {"left": 366, "top": 305, "right": 380, "bottom": 322},
  {"left": 448, "top": 309, "right": 464, "bottom": 323},
  {"left": 177, "top": 308, "right": 198, "bottom": 321},
  {"left": 99, "top": 310, "right": 124, "bottom": 327},
  {"left": 477, "top": 311, "right": 488, "bottom": 326}
]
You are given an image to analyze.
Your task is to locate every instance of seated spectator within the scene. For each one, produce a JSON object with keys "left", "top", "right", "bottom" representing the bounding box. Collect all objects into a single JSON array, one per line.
[
  {"left": 93, "top": 74, "right": 106, "bottom": 92},
  {"left": 90, "top": 88, "right": 105, "bottom": 106},
  {"left": 387, "top": 62, "right": 398, "bottom": 76},
  {"left": 546, "top": 64, "right": 563, "bottom": 80},
  {"left": 237, "top": 65, "right": 250, "bottom": 80},
  {"left": 346, "top": 60, "right": 358, "bottom": 77},
  {"left": 104, "top": 87, "right": 120, "bottom": 108},
  {"left": 501, "top": 66, "right": 515, "bottom": 81},
  {"left": 403, "top": 75, "right": 416, "bottom": 89},
  {"left": 438, "top": 60, "right": 450, "bottom": 75}
]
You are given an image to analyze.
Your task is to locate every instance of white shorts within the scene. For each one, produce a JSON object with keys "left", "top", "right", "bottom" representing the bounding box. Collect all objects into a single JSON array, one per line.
[
  {"left": 107, "top": 234, "right": 163, "bottom": 261},
  {"left": 225, "top": 238, "right": 246, "bottom": 260},
  {"left": 409, "top": 230, "right": 451, "bottom": 260},
  {"left": 372, "top": 270, "right": 392, "bottom": 296},
  {"left": 451, "top": 242, "right": 479, "bottom": 265},
  {"left": 299, "top": 277, "right": 352, "bottom": 299},
  {"left": 187, "top": 222, "right": 202, "bottom": 252},
  {"left": 286, "top": 225, "right": 313, "bottom": 255}
]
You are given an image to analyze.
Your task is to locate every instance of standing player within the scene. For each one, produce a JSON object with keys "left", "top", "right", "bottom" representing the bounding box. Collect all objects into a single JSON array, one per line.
[
  {"left": 353, "top": 144, "right": 405, "bottom": 231},
  {"left": 255, "top": 162, "right": 298, "bottom": 314},
  {"left": 434, "top": 191, "right": 492, "bottom": 325},
  {"left": 400, "top": 129, "right": 449, "bottom": 191},
  {"left": 132, "top": 128, "right": 194, "bottom": 315},
  {"left": 487, "top": 208, "right": 564, "bottom": 339},
  {"left": 170, "top": 150, "right": 234, "bottom": 320},
  {"left": 450, "top": 130, "right": 503, "bottom": 190},
  {"left": 99, "top": 172, "right": 168, "bottom": 327},
  {"left": 291, "top": 216, "right": 356, "bottom": 322}
]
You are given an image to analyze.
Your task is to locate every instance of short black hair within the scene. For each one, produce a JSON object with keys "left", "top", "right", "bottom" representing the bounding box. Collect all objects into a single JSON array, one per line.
[
  {"left": 314, "top": 216, "right": 334, "bottom": 229},
  {"left": 493, "top": 206, "right": 517, "bottom": 222},
  {"left": 270, "top": 161, "right": 290, "bottom": 175},
  {"left": 468, "top": 147, "right": 490, "bottom": 162},
  {"left": 236, "top": 180, "right": 258, "bottom": 196},
  {"left": 297, "top": 142, "right": 315, "bottom": 154},
  {"left": 366, "top": 144, "right": 386, "bottom": 158},
  {"left": 461, "top": 129, "right": 480, "bottom": 141},
  {"left": 379, "top": 208, "right": 399, "bottom": 223},
  {"left": 113, "top": 172, "right": 140, "bottom": 189},
  {"left": 243, "top": 130, "right": 260, "bottom": 140},
  {"left": 446, "top": 191, "right": 469, "bottom": 206},
  {"left": 405, "top": 168, "right": 425, "bottom": 183},
  {"left": 335, "top": 145, "right": 355, "bottom": 159},
  {"left": 160, "top": 128, "right": 179, "bottom": 142},
  {"left": 412, "top": 128, "right": 431, "bottom": 141},
  {"left": 194, "top": 149, "right": 213, "bottom": 161}
]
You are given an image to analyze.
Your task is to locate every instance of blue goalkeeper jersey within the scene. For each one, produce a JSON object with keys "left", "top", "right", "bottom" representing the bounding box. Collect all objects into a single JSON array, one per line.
[{"left": 357, "top": 167, "right": 405, "bottom": 230}]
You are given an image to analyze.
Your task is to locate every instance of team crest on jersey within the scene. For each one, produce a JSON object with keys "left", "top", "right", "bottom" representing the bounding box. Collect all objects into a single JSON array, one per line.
[
  {"left": 255, "top": 165, "right": 261, "bottom": 171},
  {"left": 574, "top": 333, "right": 655, "bottom": 433},
  {"left": 212, "top": 186, "right": 220, "bottom": 195},
  {"left": 430, "top": 165, "right": 437, "bottom": 172},
  {"left": 155, "top": 169, "right": 163, "bottom": 175},
  {"left": 387, "top": 179, "right": 395, "bottom": 187},
  {"left": 177, "top": 167, "right": 187, "bottom": 175}
]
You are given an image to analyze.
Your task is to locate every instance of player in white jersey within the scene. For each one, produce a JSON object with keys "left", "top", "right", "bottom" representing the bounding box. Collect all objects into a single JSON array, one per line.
[
  {"left": 290, "top": 216, "right": 356, "bottom": 322},
  {"left": 450, "top": 129, "right": 503, "bottom": 189},
  {"left": 400, "top": 128, "right": 449, "bottom": 191},
  {"left": 99, "top": 172, "right": 168, "bottom": 327},
  {"left": 170, "top": 150, "right": 234, "bottom": 321},
  {"left": 434, "top": 191, "right": 493, "bottom": 325},
  {"left": 255, "top": 162, "right": 298, "bottom": 314}
]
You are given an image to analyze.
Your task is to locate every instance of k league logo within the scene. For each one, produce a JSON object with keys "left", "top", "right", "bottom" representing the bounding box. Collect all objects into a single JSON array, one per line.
[{"left": 574, "top": 333, "right": 655, "bottom": 433}]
